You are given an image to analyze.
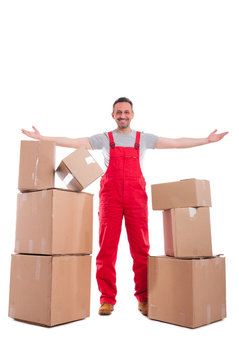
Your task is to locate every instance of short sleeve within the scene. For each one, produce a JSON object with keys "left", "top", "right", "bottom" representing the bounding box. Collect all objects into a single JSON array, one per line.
[
  {"left": 141, "top": 132, "right": 159, "bottom": 149},
  {"left": 88, "top": 133, "right": 108, "bottom": 150}
]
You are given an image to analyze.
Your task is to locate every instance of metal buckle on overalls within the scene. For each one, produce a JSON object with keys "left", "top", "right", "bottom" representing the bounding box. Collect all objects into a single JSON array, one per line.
[
  {"left": 110, "top": 142, "right": 115, "bottom": 149},
  {"left": 135, "top": 143, "right": 140, "bottom": 150}
]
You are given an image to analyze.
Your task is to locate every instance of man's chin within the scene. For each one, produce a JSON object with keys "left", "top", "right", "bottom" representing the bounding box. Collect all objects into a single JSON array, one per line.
[{"left": 118, "top": 123, "right": 129, "bottom": 129}]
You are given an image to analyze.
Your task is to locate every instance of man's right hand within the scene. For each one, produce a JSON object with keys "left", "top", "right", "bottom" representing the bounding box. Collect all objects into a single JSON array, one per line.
[
  {"left": 21, "top": 126, "right": 41, "bottom": 140},
  {"left": 20, "top": 125, "right": 92, "bottom": 149}
]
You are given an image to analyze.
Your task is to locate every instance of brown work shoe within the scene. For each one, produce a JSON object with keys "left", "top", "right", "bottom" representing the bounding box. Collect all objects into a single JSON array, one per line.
[
  {"left": 98, "top": 302, "right": 114, "bottom": 315},
  {"left": 138, "top": 301, "right": 148, "bottom": 316}
]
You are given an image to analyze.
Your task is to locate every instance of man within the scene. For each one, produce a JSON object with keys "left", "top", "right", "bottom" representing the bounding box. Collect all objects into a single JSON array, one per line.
[{"left": 21, "top": 97, "right": 228, "bottom": 316}]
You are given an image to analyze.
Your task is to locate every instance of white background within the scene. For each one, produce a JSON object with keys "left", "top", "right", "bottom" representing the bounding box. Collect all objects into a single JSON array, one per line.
[{"left": 0, "top": 0, "right": 238, "bottom": 359}]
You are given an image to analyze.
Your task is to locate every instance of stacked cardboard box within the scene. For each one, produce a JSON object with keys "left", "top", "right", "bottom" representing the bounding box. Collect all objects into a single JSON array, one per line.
[
  {"left": 9, "top": 141, "right": 103, "bottom": 327},
  {"left": 149, "top": 179, "right": 226, "bottom": 328}
]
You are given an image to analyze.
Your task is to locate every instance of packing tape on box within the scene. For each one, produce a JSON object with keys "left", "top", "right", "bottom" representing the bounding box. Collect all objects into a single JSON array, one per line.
[
  {"left": 189, "top": 207, "right": 197, "bottom": 218},
  {"left": 179, "top": 312, "right": 186, "bottom": 323},
  {"left": 19, "top": 193, "right": 28, "bottom": 208},
  {"left": 41, "top": 237, "right": 46, "bottom": 253},
  {"left": 15, "top": 240, "right": 20, "bottom": 253},
  {"left": 207, "top": 304, "right": 212, "bottom": 324},
  {"left": 32, "top": 145, "right": 39, "bottom": 186},
  {"left": 63, "top": 173, "right": 74, "bottom": 186},
  {"left": 35, "top": 257, "right": 41, "bottom": 281},
  {"left": 9, "top": 305, "right": 15, "bottom": 317},
  {"left": 199, "top": 259, "right": 206, "bottom": 267},
  {"left": 41, "top": 190, "right": 47, "bottom": 199},
  {"left": 85, "top": 156, "right": 95, "bottom": 165},
  {"left": 28, "top": 239, "right": 33, "bottom": 253},
  {"left": 202, "top": 180, "right": 207, "bottom": 189},
  {"left": 221, "top": 304, "right": 226, "bottom": 318},
  {"left": 16, "top": 268, "right": 21, "bottom": 280}
]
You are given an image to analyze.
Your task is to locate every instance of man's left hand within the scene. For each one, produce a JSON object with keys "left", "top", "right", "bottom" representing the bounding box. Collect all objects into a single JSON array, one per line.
[{"left": 208, "top": 129, "right": 229, "bottom": 143}]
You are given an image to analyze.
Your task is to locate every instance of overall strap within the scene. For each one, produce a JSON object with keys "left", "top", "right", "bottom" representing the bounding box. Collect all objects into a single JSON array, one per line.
[
  {"left": 134, "top": 131, "right": 141, "bottom": 150},
  {"left": 108, "top": 132, "right": 115, "bottom": 149}
]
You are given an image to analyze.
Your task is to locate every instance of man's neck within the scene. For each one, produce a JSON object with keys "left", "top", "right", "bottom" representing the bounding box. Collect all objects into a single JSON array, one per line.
[{"left": 116, "top": 127, "right": 132, "bottom": 134}]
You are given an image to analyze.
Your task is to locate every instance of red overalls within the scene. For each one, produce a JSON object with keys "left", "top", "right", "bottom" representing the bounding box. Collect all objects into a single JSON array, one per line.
[{"left": 96, "top": 131, "right": 150, "bottom": 305}]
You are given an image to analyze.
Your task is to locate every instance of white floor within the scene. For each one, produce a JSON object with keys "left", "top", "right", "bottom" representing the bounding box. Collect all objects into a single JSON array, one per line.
[{"left": 1, "top": 1, "right": 238, "bottom": 358}]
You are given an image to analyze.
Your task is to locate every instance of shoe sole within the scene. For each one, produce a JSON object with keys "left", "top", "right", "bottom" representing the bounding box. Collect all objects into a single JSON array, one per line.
[
  {"left": 98, "top": 308, "right": 114, "bottom": 315},
  {"left": 99, "top": 312, "right": 112, "bottom": 315},
  {"left": 138, "top": 308, "right": 148, "bottom": 316}
]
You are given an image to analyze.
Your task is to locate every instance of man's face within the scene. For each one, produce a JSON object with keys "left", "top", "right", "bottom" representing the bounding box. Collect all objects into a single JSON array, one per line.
[{"left": 112, "top": 102, "right": 134, "bottom": 129}]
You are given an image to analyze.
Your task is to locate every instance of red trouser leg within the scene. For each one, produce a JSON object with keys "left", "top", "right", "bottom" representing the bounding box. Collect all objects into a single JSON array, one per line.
[
  {"left": 124, "top": 206, "right": 150, "bottom": 302},
  {"left": 96, "top": 204, "right": 123, "bottom": 305}
]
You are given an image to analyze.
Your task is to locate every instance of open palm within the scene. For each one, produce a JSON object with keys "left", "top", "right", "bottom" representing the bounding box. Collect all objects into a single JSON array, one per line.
[
  {"left": 208, "top": 129, "right": 228, "bottom": 143},
  {"left": 21, "top": 126, "right": 41, "bottom": 140}
]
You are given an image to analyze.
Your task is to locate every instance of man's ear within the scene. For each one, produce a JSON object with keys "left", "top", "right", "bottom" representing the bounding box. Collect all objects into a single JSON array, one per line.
[{"left": 112, "top": 112, "right": 115, "bottom": 119}]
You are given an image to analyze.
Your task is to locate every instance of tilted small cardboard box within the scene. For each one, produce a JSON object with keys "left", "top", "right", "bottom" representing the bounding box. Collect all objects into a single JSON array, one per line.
[
  {"left": 9, "top": 254, "right": 91, "bottom": 327},
  {"left": 15, "top": 188, "right": 93, "bottom": 255},
  {"left": 18, "top": 141, "right": 55, "bottom": 192},
  {"left": 151, "top": 179, "right": 211, "bottom": 210},
  {"left": 56, "top": 147, "right": 104, "bottom": 191},
  {"left": 148, "top": 256, "right": 226, "bottom": 328},
  {"left": 163, "top": 207, "right": 213, "bottom": 258}
]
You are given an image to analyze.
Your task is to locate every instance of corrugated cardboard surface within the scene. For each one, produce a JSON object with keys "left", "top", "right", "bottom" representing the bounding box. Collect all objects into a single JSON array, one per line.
[
  {"left": 163, "top": 207, "right": 213, "bottom": 257},
  {"left": 8, "top": 254, "right": 52, "bottom": 326},
  {"left": 51, "top": 255, "right": 91, "bottom": 325},
  {"left": 18, "top": 141, "right": 55, "bottom": 192},
  {"left": 148, "top": 256, "right": 226, "bottom": 328},
  {"left": 15, "top": 189, "right": 93, "bottom": 255},
  {"left": 9, "top": 254, "right": 91, "bottom": 327},
  {"left": 56, "top": 147, "right": 104, "bottom": 191},
  {"left": 151, "top": 179, "right": 211, "bottom": 210},
  {"left": 56, "top": 162, "right": 84, "bottom": 191}
]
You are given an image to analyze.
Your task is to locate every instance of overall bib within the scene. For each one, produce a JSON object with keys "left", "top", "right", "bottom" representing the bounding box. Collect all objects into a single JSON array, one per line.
[{"left": 96, "top": 131, "right": 150, "bottom": 305}]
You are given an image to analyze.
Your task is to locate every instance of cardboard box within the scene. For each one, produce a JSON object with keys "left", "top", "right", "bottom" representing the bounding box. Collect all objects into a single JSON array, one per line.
[
  {"left": 18, "top": 141, "right": 55, "bottom": 192},
  {"left": 148, "top": 256, "right": 226, "bottom": 328},
  {"left": 9, "top": 254, "right": 91, "bottom": 327},
  {"left": 163, "top": 207, "right": 213, "bottom": 257},
  {"left": 56, "top": 147, "right": 104, "bottom": 191},
  {"left": 15, "top": 189, "right": 93, "bottom": 255},
  {"left": 151, "top": 179, "right": 211, "bottom": 210}
]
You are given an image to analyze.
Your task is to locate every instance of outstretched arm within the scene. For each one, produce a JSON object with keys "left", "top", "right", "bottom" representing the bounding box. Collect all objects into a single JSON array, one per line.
[
  {"left": 21, "top": 126, "right": 92, "bottom": 149},
  {"left": 154, "top": 129, "right": 228, "bottom": 149}
]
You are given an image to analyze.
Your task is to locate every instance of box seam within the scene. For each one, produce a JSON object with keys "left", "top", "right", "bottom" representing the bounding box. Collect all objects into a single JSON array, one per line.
[
  {"left": 49, "top": 256, "right": 53, "bottom": 326},
  {"left": 192, "top": 262, "right": 195, "bottom": 328},
  {"left": 51, "top": 190, "right": 54, "bottom": 254},
  {"left": 172, "top": 209, "right": 177, "bottom": 257}
]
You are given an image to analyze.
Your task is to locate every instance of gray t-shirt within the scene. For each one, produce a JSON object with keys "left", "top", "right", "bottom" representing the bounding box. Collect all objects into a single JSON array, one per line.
[{"left": 89, "top": 129, "right": 159, "bottom": 169}]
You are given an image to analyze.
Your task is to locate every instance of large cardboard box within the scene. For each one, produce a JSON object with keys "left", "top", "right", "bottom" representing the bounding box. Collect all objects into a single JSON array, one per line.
[
  {"left": 56, "top": 147, "right": 104, "bottom": 191},
  {"left": 15, "top": 189, "right": 93, "bottom": 255},
  {"left": 163, "top": 207, "right": 213, "bottom": 257},
  {"left": 18, "top": 141, "right": 55, "bottom": 192},
  {"left": 9, "top": 254, "right": 91, "bottom": 327},
  {"left": 148, "top": 256, "right": 226, "bottom": 328},
  {"left": 151, "top": 179, "right": 211, "bottom": 210}
]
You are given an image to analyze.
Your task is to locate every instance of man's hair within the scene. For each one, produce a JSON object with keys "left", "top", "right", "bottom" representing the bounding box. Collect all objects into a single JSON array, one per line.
[{"left": 113, "top": 97, "right": 133, "bottom": 111}]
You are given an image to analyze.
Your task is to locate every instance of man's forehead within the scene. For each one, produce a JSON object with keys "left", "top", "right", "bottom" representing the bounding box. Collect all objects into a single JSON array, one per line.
[{"left": 114, "top": 102, "right": 133, "bottom": 112}]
